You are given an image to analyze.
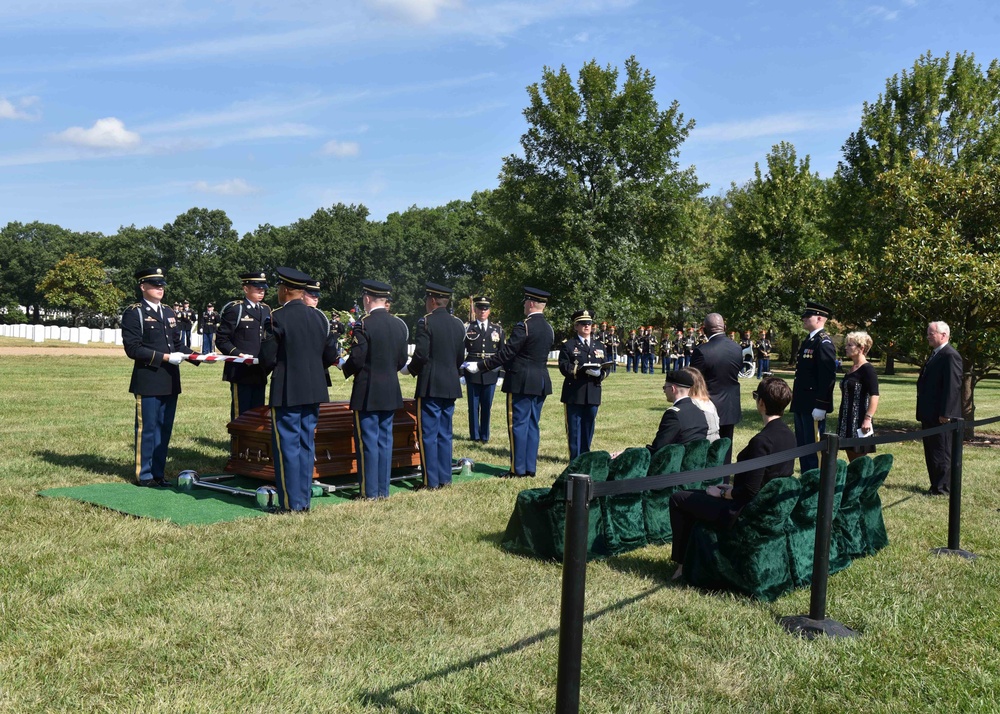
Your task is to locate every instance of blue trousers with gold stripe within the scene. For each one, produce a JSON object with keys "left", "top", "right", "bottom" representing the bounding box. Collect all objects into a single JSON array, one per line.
[
  {"left": 417, "top": 397, "right": 455, "bottom": 489},
  {"left": 466, "top": 382, "right": 495, "bottom": 441},
  {"left": 134, "top": 394, "right": 177, "bottom": 483},
  {"left": 354, "top": 409, "right": 394, "bottom": 499},
  {"left": 565, "top": 403, "right": 598, "bottom": 461},
  {"left": 231, "top": 383, "right": 266, "bottom": 421},
  {"left": 270, "top": 405, "right": 319, "bottom": 511},
  {"left": 508, "top": 393, "right": 545, "bottom": 475}
]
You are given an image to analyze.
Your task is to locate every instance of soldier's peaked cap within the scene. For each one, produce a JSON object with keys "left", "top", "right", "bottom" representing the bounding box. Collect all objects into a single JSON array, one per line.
[
  {"left": 801, "top": 300, "right": 832, "bottom": 319},
  {"left": 135, "top": 267, "right": 167, "bottom": 286},
  {"left": 240, "top": 270, "right": 269, "bottom": 288},
  {"left": 361, "top": 279, "right": 392, "bottom": 297},
  {"left": 473, "top": 296, "right": 492, "bottom": 308},
  {"left": 572, "top": 309, "right": 594, "bottom": 325},
  {"left": 275, "top": 267, "right": 312, "bottom": 289},
  {"left": 522, "top": 286, "right": 550, "bottom": 303},
  {"left": 425, "top": 282, "right": 452, "bottom": 298},
  {"left": 305, "top": 279, "right": 321, "bottom": 295}
]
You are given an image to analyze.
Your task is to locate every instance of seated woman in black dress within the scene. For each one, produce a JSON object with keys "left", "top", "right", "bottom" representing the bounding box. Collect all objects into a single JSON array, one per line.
[
  {"left": 836, "top": 330, "right": 880, "bottom": 462},
  {"left": 668, "top": 375, "right": 796, "bottom": 579}
]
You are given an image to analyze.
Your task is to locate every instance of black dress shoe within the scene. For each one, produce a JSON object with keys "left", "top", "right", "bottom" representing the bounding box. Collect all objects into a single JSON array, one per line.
[
  {"left": 526, "top": 472, "right": 536, "bottom": 478},
  {"left": 136, "top": 479, "right": 166, "bottom": 488}
]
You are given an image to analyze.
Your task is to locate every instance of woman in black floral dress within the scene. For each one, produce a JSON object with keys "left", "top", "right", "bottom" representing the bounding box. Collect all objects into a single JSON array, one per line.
[{"left": 837, "top": 331, "right": 880, "bottom": 461}]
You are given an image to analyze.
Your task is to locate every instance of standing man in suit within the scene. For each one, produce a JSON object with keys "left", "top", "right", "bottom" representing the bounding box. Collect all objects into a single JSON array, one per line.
[
  {"left": 339, "top": 280, "right": 409, "bottom": 500},
  {"left": 122, "top": 267, "right": 196, "bottom": 487},
  {"left": 558, "top": 309, "right": 610, "bottom": 460},
  {"left": 464, "top": 286, "right": 554, "bottom": 478},
  {"left": 258, "top": 268, "right": 339, "bottom": 513},
  {"left": 690, "top": 313, "right": 742, "bottom": 464},
  {"left": 464, "top": 296, "right": 505, "bottom": 443},
  {"left": 916, "top": 321, "right": 963, "bottom": 495},
  {"left": 790, "top": 301, "right": 837, "bottom": 473},
  {"left": 406, "top": 283, "right": 466, "bottom": 490},
  {"left": 217, "top": 270, "right": 272, "bottom": 421},
  {"left": 198, "top": 303, "right": 220, "bottom": 354}
]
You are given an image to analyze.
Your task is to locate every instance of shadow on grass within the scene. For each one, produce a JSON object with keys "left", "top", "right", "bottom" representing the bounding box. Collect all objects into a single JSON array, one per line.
[
  {"left": 358, "top": 583, "right": 667, "bottom": 714},
  {"left": 192, "top": 436, "right": 230, "bottom": 454},
  {"left": 35, "top": 450, "right": 133, "bottom": 481}
]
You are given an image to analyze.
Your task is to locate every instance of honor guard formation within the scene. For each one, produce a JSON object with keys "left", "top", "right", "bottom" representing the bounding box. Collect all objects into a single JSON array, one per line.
[{"left": 122, "top": 266, "right": 958, "bottom": 505}]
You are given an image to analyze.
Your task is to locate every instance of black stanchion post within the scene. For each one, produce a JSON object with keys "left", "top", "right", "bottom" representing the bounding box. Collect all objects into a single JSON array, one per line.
[
  {"left": 781, "top": 434, "right": 858, "bottom": 639},
  {"left": 556, "top": 474, "right": 592, "bottom": 714},
  {"left": 932, "top": 419, "right": 977, "bottom": 559}
]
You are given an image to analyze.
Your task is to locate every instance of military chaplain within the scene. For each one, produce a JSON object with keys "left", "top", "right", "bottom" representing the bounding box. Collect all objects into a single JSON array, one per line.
[
  {"left": 791, "top": 300, "right": 837, "bottom": 473},
  {"left": 258, "top": 267, "right": 340, "bottom": 512},
  {"left": 216, "top": 270, "right": 272, "bottom": 420},
  {"left": 464, "top": 286, "right": 554, "bottom": 478},
  {"left": 339, "top": 279, "right": 410, "bottom": 500},
  {"left": 122, "top": 267, "right": 196, "bottom": 487},
  {"left": 405, "top": 282, "right": 466, "bottom": 489},
  {"left": 463, "top": 295, "right": 505, "bottom": 443},
  {"left": 558, "top": 309, "right": 611, "bottom": 460}
]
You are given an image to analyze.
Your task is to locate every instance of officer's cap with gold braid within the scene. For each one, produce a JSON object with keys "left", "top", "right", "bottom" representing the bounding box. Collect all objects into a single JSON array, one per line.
[
  {"left": 305, "top": 279, "right": 321, "bottom": 296},
  {"left": 801, "top": 300, "right": 832, "bottom": 319},
  {"left": 572, "top": 309, "right": 594, "bottom": 325},
  {"left": 425, "top": 282, "right": 452, "bottom": 298},
  {"left": 361, "top": 279, "right": 392, "bottom": 298},
  {"left": 240, "top": 270, "right": 269, "bottom": 289},
  {"left": 275, "top": 267, "right": 312, "bottom": 289},
  {"left": 134, "top": 267, "right": 167, "bottom": 286},
  {"left": 473, "top": 295, "right": 492, "bottom": 309},
  {"left": 522, "top": 286, "right": 550, "bottom": 303}
]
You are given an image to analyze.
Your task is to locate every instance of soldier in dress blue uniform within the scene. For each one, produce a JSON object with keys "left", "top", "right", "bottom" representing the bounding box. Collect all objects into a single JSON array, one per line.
[
  {"left": 177, "top": 300, "right": 194, "bottom": 348},
  {"left": 122, "top": 267, "right": 196, "bottom": 487},
  {"left": 464, "top": 286, "right": 554, "bottom": 478},
  {"left": 216, "top": 270, "right": 272, "bottom": 420},
  {"left": 625, "top": 329, "right": 639, "bottom": 373},
  {"left": 558, "top": 309, "right": 611, "bottom": 460},
  {"left": 198, "top": 303, "right": 220, "bottom": 353},
  {"left": 463, "top": 296, "right": 505, "bottom": 443},
  {"left": 606, "top": 325, "right": 620, "bottom": 372},
  {"left": 257, "top": 267, "right": 339, "bottom": 512},
  {"left": 339, "top": 279, "right": 409, "bottom": 500},
  {"left": 405, "top": 283, "right": 466, "bottom": 489},
  {"left": 791, "top": 301, "right": 837, "bottom": 473},
  {"left": 756, "top": 329, "right": 773, "bottom": 379}
]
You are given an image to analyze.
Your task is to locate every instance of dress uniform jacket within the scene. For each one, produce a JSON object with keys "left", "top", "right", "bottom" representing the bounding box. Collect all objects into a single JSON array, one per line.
[
  {"left": 199, "top": 310, "right": 220, "bottom": 334},
  {"left": 216, "top": 299, "right": 272, "bottom": 385},
  {"left": 790, "top": 329, "right": 837, "bottom": 414},
  {"left": 558, "top": 336, "right": 609, "bottom": 405},
  {"left": 343, "top": 307, "right": 409, "bottom": 411},
  {"left": 122, "top": 301, "right": 192, "bottom": 396},
  {"left": 690, "top": 334, "right": 744, "bottom": 426},
  {"left": 482, "top": 312, "right": 554, "bottom": 396},
  {"left": 647, "top": 397, "right": 708, "bottom": 453},
  {"left": 464, "top": 320, "right": 505, "bottom": 386},
  {"left": 410, "top": 307, "right": 466, "bottom": 399},
  {"left": 259, "top": 300, "right": 338, "bottom": 407}
]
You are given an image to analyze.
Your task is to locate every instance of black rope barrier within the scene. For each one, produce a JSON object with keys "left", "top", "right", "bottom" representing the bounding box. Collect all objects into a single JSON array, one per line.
[{"left": 554, "top": 414, "right": 997, "bottom": 713}]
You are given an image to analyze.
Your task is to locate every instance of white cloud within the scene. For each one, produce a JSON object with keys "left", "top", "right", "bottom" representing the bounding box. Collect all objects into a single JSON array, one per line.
[
  {"left": 54, "top": 117, "right": 140, "bottom": 149},
  {"left": 691, "top": 107, "right": 860, "bottom": 143},
  {"left": 321, "top": 139, "right": 361, "bottom": 157},
  {"left": 0, "top": 95, "right": 39, "bottom": 120},
  {"left": 367, "top": 0, "right": 462, "bottom": 23},
  {"left": 192, "top": 178, "right": 259, "bottom": 196},
  {"left": 858, "top": 5, "right": 899, "bottom": 23}
]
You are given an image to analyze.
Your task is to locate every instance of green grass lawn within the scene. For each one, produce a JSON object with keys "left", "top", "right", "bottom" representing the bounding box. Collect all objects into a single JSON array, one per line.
[{"left": 1, "top": 351, "right": 999, "bottom": 713}]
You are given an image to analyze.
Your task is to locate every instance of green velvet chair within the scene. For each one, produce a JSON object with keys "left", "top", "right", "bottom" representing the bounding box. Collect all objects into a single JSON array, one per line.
[
  {"left": 602, "top": 447, "right": 653, "bottom": 556},
  {"left": 699, "top": 437, "right": 731, "bottom": 488},
  {"left": 858, "top": 454, "right": 894, "bottom": 556},
  {"left": 501, "top": 450, "right": 612, "bottom": 560},
  {"left": 785, "top": 459, "right": 848, "bottom": 590},
  {"left": 831, "top": 456, "right": 873, "bottom": 567},
  {"left": 682, "top": 476, "right": 802, "bottom": 602},
  {"left": 641, "top": 444, "right": 685, "bottom": 546}
]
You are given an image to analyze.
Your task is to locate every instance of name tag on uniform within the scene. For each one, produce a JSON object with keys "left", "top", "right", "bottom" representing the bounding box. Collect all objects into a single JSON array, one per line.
[
  {"left": 241, "top": 315, "right": 255, "bottom": 322},
  {"left": 145, "top": 316, "right": 157, "bottom": 322},
  {"left": 168, "top": 317, "right": 176, "bottom": 327}
]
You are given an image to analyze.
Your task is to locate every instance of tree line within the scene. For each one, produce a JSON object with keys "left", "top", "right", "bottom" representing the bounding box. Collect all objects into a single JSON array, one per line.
[{"left": 2, "top": 51, "right": 999, "bottom": 422}]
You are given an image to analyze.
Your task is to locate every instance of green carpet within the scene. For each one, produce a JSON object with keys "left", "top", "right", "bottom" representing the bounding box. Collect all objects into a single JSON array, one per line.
[{"left": 38, "top": 464, "right": 509, "bottom": 526}]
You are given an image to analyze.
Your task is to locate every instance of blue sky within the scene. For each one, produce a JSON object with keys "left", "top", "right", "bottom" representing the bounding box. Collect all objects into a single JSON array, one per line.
[{"left": 1, "top": 0, "right": 997, "bottom": 236}]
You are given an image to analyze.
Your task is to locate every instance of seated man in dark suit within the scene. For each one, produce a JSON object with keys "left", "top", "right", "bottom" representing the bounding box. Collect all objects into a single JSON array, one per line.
[{"left": 668, "top": 375, "right": 796, "bottom": 579}]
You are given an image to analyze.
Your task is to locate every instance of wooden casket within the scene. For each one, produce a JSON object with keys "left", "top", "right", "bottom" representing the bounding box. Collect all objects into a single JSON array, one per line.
[{"left": 225, "top": 400, "right": 421, "bottom": 481}]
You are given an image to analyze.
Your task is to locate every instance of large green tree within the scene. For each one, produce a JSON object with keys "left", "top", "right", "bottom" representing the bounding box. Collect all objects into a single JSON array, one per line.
[
  {"left": 484, "top": 56, "right": 702, "bottom": 330},
  {"left": 717, "top": 142, "right": 831, "bottom": 356},
  {"left": 36, "top": 254, "right": 126, "bottom": 326},
  {"left": 0, "top": 222, "right": 78, "bottom": 321},
  {"left": 160, "top": 208, "right": 241, "bottom": 309}
]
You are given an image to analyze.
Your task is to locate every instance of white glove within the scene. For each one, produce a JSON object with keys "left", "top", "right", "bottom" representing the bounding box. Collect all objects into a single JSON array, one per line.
[
  {"left": 335, "top": 356, "right": 347, "bottom": 370},
  {"left": 400, "top": 365, "right": 410, "bottom": 375},
  {"left": 812, "top": 408, "right": 826, "bottom": 422},
  {"left": 464, "top": 361, "right": 480, "bottom": 375},
  {"left": 585, "top": 367, "right": 602, "bottom": 378},
  {"left": 460, "top": 376, "right": 466, "bottom": 386},
  {"left": 167, "top": 352, "right": 185, "bottom": 365}
]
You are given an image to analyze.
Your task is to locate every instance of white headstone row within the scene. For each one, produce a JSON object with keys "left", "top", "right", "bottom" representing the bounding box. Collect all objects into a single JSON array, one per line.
[{"left": 0, "top": 323, "right": 125, "bottom": 346}]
